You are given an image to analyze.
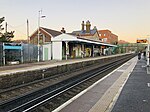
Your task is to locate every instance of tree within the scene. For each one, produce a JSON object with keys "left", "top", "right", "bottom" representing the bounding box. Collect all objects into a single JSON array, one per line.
[
  {"left": 0, "top": 17, "right": 5, "bottom": 35},
  {"left": 0, "top": 17, "right": 14, "bottom": 42}
]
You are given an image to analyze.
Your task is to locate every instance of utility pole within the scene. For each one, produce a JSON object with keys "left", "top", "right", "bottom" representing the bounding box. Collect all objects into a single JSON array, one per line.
[
  {"left": 5, "top": 22, "right": 7, "bottom": 33},
  {"left": 37, "top": 10, "right": 41, "bottom": 62},
  {"left": 27, "top": 19, "right": 30, "bottom": 62},
  {"left": 5, "top": 22, "right": 7, "bottom": 39},
  {"left": 27, "top": 19, "right": 30, "bottom": 43},
  {"left": 37, "top": 10, "right": 46, "bottom": 62}
]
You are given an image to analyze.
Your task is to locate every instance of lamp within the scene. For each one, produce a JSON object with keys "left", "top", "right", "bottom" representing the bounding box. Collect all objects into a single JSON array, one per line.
[{"left": 37, "top": 10, "right": 46, "bottom": 62}]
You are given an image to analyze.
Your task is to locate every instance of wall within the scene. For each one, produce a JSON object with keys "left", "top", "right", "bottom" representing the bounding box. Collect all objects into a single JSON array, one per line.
[
  {"left": 98, "top": 30, "right": 118, "bottom": 44},
  {"left": 52, "top": 41, "right": 62, "bottom": 60}
]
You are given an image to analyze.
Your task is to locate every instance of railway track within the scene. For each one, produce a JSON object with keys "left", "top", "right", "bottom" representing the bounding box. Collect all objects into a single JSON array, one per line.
[
  {"left": 0, "top": 61, "right": 92, "bottom": 102},
  {"left": 0, "top": 54, "right": 135, "bottom": 112}
]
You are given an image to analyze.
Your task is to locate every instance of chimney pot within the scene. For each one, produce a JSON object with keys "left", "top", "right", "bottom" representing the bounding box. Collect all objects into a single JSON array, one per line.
[
  {"left": 86, "top": 20, "right": 91, "bottom": 33},
  {"left": 61, "top": 27, "right": 66, "bottom": 33},
  {"left": 81, "top": 21, "right": 85, "bottom": 31}
]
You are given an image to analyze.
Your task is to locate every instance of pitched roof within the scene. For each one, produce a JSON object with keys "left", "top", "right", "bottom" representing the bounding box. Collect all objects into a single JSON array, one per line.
[
  {"left": 30, "top": 27, "right": 62, "bottom": 40},
  {"left": 52, "top": 33, "right": 116, "bottom": 47},
  {"left": 72, "top": 29, "right": 97, "bottom": 36},
  {"left": 41, "top": 27, "right": 62, "bottom": 37}
]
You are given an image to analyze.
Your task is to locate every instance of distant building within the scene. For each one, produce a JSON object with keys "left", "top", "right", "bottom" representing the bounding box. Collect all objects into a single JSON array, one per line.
[
  {"left": 98, "top": 30, "right": 118, "bottom": 45},
  {"left": 29, "top": 27, "right": 62, "bottom": 45},
  {"left": 118, "top": 40, "right": 129, "bottom": 44},
  {"left": 72, "top": 20, "right": 100, "bottom": 41}
]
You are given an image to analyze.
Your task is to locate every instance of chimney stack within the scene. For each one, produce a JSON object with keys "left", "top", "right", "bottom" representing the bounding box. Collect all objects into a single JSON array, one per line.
[
  {"left": 93, "top": 26, "right": 97, "bottom": 30},
  {"left": 81, "top": 21, "right": 85, "bottom": 31},
  {"left": 61, "top": 27, "right": 66, "bottom": 33},
  {"left": 86, "top": 20, "right": 91, "bottom": 33}
]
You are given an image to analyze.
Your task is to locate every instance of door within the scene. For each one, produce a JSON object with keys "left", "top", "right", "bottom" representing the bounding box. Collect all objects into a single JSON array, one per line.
[{"left": 44, "top": 48, "right": 48, "bottom": 60}]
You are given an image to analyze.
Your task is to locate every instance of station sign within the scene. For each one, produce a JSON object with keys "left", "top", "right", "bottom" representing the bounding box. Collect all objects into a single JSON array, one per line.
[{"left": 137, "top": 39, "right": 147, "bottom": 43}]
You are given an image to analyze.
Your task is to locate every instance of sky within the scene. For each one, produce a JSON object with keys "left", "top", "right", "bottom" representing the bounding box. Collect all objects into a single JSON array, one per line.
[{"left": 1, "top": 0, "right": 150, "bottom": 43}]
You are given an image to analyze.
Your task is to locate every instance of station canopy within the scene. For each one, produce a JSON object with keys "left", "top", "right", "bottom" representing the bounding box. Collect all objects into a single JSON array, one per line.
[{"left": 51, "top": 33, "right": 117, "bottom": 47}]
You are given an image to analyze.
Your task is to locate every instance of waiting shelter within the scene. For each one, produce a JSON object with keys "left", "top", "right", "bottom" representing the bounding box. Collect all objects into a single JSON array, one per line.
[
  {"left": 51, "top": 33, "right": 117, "bottom": 60},
  {"left": 2, "top": 43, "right": 23, "bottom": 65}
]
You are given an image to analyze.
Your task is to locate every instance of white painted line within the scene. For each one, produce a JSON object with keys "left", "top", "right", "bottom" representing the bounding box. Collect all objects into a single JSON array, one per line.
[
  {"left": 52, "top": 57, "right": 135, "bottom": 112},
  {"left": 147, "top": 83, "right": 150, "bottom": 87},
  {"left": 106, "top": 58, "right": 137, "bottom": 112},
  {"left": 147, "top": 67, "right": 150, "bottom": 74}
]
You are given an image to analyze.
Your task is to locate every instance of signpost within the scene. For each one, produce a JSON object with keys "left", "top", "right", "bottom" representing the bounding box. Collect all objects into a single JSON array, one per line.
[{"left": 137, "top": 39, "right": 147, "bottom": 43}]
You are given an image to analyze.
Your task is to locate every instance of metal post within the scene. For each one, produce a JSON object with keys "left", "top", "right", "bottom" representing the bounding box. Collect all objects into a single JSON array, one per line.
[
  {"left": 65, "top": 41, "right": 68, "bottom": 60},
  {"left": 27, "top": 19, "right": 30, "bottom": 62},
  {"left": 3, "top": 43, "right": 5, "bottom": 65},
  {"left": 37, "top": 10, "right": 46, "bottom": 62},
  {"left": 21, "top": 43, "right": 23, "bottom": 63},
  {"left": 81, "top": 44, "right": 84, "bottom": 58},
  {"left": 93, "top": 45, "right": 94, "bottom": 57},
  {"left": 27, "top": 19, "right": 30, "bottom": 43},
  {"left": 5, "top": 22, "right": 7, "bottom": 40},
  {"left": 37, "top": 11, "right": 40, "bottom": 62},
  {"left": 147, "top": 38, "right": 149, "bottom": 66}
]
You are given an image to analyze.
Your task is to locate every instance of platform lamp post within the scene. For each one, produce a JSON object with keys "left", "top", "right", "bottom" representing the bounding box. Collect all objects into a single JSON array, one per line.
[{"left": 37, "top": 10, "right": 46, "bottom": 62}]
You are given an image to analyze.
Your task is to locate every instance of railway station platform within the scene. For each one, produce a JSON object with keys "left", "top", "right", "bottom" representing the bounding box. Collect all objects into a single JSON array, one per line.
[
  {"left": 0, "top": 54, "right": 129, "bottom": 76},
  {"left": 53, "top": 56, "right": 150, "bottom": 112},
  {"left": 0, "top": 53, "right": 135, "bottom": 90}
]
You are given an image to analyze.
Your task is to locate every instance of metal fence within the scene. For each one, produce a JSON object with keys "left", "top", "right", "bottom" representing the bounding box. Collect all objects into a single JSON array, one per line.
[
  {"left": 0, "top": 43, "right": 3, "bottom": 66},
  {"left": 22, "top": 44, "right": 43, "bottom": 63},
  {"left": 0, "top": 43, "right": 43, "bottom": 66}
]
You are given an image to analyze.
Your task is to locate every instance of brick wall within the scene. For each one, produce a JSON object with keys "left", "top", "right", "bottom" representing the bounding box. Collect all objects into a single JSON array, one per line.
[{"left": 98, "top": 30, "right": 118, "bottom": 44}]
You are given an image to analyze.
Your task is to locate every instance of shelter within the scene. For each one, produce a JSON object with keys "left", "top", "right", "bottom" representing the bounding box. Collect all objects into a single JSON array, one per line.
[
  {"left": 2, "top": 43, "right": 23, "bottom": 65},
  {"left": 52, "top": 33, "right": 117, "bottom": 60}
]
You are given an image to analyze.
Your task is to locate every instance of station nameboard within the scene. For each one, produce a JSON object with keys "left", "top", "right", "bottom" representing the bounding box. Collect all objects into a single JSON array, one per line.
[{"left": 137, "top": 39, "right": 147, "bottom": 43}]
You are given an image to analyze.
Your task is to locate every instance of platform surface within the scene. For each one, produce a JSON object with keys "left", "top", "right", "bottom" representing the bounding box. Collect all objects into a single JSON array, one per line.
[
  {"left": 53, "top": 56, "right": 138, "bottom": 112},
  {"left": 0, "top": 54, "right": 128, "bottom": 76},
  {"left": 111, "top": 58, "right": 150, "bottom": 112}
]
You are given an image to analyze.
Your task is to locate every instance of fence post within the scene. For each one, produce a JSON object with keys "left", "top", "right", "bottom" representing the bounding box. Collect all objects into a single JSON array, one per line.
[
  {"left": 21, "top": 43, "right": 23, "bottom": 63},
  {"left": 3, "top": 43, "right": 5, "bottom": 65}
]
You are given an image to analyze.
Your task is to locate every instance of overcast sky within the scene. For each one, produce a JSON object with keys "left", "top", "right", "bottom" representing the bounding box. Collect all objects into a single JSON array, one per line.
[{"left": 1, "top": 0, "right": 150, "bottom": 42}]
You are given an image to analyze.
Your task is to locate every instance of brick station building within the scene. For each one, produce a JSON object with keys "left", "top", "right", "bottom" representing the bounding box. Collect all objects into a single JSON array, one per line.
[{"left": 98, "top": 30, "right": 118, "bottom": 45}]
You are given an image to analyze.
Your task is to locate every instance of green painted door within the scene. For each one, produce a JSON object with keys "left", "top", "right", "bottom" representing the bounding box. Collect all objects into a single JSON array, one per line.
[{"left": 44, "top": 48, "right": 48, "bottom": 60}]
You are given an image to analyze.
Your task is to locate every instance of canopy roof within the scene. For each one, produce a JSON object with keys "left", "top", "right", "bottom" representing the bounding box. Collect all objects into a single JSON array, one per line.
[{"left": 52, "top": 33, "right": 117, "bottom": 47}]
